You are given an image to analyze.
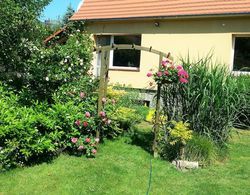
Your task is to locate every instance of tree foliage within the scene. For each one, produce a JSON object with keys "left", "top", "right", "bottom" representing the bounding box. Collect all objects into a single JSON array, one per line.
[{"left": 0, "top": 0, "right": 52, "bottom": 88}]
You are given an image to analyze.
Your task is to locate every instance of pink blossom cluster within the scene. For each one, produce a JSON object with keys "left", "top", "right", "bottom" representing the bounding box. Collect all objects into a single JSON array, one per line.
[{"left": 147, "top": 60, "right": 189, "bottom": 84}]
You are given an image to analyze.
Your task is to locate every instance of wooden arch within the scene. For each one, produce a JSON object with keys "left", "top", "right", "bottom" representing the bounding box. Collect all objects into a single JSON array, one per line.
[{"left": 95, "top": 44, "right": 170, "bottom": 158}]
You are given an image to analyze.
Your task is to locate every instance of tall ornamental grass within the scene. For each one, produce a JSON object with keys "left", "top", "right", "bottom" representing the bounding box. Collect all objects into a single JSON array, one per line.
[{"left": 162, "top": 56, "right": 244, "bottom": 145}]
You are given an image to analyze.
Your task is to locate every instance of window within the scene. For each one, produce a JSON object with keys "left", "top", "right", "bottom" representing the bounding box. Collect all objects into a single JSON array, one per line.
[
  {"left": 96, "top": 35, "right": 141, "bottom": 70},
  {"left": 233, "top": 37, "right": 250, "bottom": 72}
]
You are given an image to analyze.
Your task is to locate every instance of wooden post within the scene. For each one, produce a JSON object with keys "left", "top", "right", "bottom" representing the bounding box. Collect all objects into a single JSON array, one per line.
[
  {"left": 153, "top": 53, "right": 163, "bottom": 158},
  {"left": 96, "top": 50, "right": 109, "bottom": 139},
  {"left": 103, "top": 51, "right": 110, "bottom": 97}
]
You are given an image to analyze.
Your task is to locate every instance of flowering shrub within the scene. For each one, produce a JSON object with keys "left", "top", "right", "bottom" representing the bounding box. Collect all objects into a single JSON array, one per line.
[
  {"left": 147, "top": 60, "right": 189, "bottom": 85},
  {"left": 71, "top": 136, "right": 99, "bottom": 157}
]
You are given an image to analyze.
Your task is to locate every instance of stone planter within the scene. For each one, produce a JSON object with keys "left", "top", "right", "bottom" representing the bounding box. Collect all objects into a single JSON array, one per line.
[{"left": 172, "top": 160, "right": 199, "bottom": 170}]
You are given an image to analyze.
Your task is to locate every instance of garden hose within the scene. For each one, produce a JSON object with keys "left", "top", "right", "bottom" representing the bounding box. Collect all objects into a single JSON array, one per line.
[{"left": 146, "top": 158, "right": 153, "bottom": 195}]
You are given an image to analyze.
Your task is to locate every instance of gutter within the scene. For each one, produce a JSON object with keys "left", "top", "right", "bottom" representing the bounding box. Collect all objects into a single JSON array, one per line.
[{"left": 70, "top": 12, "right": 250, "bottom": 22}]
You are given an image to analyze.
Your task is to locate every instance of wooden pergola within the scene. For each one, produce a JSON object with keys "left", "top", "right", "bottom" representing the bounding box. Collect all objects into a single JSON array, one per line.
[{"left": 94, "top": 44, "right": 170, "bottom": 157}]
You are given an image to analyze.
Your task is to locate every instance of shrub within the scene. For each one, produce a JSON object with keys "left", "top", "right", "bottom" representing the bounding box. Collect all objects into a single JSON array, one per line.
[
  {"left": 109, "top": 107, "right": 142, "bottom": 130},
  {"left": 161, "top": 56, "right": 243, "bottom": 145},
  {"left": 53, "top": 76, "right": 99, "bottom": 104},
  {"left": 24, "top": 30, "right": 93, "bottom": 102},
  {"left": 185, "top": 134, "right": 217, "bottom": 165},
  {"left": 0, "top": 87, "right": 58, "bottom": 169}
]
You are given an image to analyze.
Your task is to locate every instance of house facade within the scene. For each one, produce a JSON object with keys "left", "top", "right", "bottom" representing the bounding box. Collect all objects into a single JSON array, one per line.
[{"left": 71, "top": 0, "right": 250, "bottom": 89}]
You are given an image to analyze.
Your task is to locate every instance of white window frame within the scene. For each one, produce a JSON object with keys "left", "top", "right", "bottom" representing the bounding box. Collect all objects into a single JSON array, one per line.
[
  {"left": 95, "top": 34, "right": 141, "bottom": 74},
  {"left": 231, "top": 34, "right": 250, "bottom": 75},
  {"left": 109, "top": 35, "right": 141, "bottom": 71}
]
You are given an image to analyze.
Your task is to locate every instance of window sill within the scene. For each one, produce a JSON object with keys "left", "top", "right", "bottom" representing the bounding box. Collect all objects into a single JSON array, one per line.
[
  {"left": 232, "top": 71, "right": 250, "bottom": 75},
  {"left": 109, "top": 67, "right": 140, "bottom": 72}
]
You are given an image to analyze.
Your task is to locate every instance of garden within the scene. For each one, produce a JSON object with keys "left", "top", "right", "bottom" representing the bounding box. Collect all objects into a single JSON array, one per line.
[{"left": 0, "top": 0, "right": 250, "bottom": 194}]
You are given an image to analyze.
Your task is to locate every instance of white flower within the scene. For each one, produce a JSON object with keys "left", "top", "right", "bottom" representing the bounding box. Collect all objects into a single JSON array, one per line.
[
  {"left": 76, "top": 29, "right": 80, "bottom": 32},
  {"left": 16, "top": 73, "right": 22, "bottom": 78},
  {"left": 45, "top": 76, "right": 49, "bottom": 81},
  {"left": 68, "top": 67, "right": 72, "bottom": 71}
]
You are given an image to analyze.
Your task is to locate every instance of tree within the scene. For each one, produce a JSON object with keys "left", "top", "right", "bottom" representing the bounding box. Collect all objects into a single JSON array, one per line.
[
  {"left": 0, "top": 0, "right": 51, "bottom": 88},
  {"left": 62, "top": 5, "right": 75, "bottom": 26}
]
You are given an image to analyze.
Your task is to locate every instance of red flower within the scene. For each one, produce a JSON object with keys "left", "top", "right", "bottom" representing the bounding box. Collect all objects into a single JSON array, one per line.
[
  {"left": 99, "top": 111, "right": 106, "bottom": 117},
  {"left": 92, "top": 149, "right": 97, "bottom": 154},
  {"left": 178, "top": 69, "right": 189, "bottom": 79},
  {"left": 157, "top": 72, "right": 163, "bottom": 77},
  {"left": 147, "top": 72, "right": 153, "bottom": 77},
  {"left": 177, "top": 65, "right": 183, "bottom": 70},
  {"left": 179, "top": 77, "right": 188, "bottom": 83},
  {"left": 80, "top": 92, "right": 85, "bottom": 98},
  {"left": 164, "top": 71, "right": 169, "bottom": 76},
  {"left": 85, "top": 138, "right": 91, "bottom": 143},
  {"left": 75, "top": 120, "right": 81, "bottom": 126},
  {"left": 162, "top": 61, "right": 167, "bottom": 67},
  {"left": 85, "top": 112, "right": 91, "bottom": 118},
  {"left": 83, "top": 121, "right": 88, "bottom": 127}
]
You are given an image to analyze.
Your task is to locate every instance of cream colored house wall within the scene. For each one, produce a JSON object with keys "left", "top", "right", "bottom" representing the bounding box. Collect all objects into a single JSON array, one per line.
[{"left": 87, "top": 17, "right": 250, "bottom": 88}]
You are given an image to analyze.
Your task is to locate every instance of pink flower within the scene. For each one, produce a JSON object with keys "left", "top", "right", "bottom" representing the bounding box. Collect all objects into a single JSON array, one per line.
[
  {"left": 75, "top": 120, "right": 81, "bottom": 126},
  {"left": 78, "top": 145, "right": 84, "bottom": 150},
  {"left": 95, "top": 138, "right": 100, "bottom": 143},
  {"left": 83, "top": 121, "right": 88, "bottom": 127},
  {"left": 178, "top": 69, "right": 189, "bottom": 79},
  {"left": 164, "top": 71, "right": 169, "bottom": 76},
  {"left": 92, "top": 149, "right": 97, "bottom": 154},
  {"left": 71, "top": 137, "right": 78, "bottom": 143},
  {"left": 179, "top": 77, "right": 188, "bottom": 83},
  {"left": 80, "top": 92, "right": 85, "bottom": 98},
  {"left": 157, "top": 72, "right": 163, "bottom": 77},
  {"left": 102, "top": 97, "right": 107, "bottom": 103},
  {"left": 162, "top": 61, "right": 167, "bottom": 67},
  {"left": 85, "top": 112, "right": 91, "bottom": 118},
  {"left": 147, "top": 72, "right": 153, "bottom": 77},
  {"left": 177, "top": 65, "right": 183, "bottom": 70},
  {"left": 99, "top": 111, "right": 106, "bottom": 117},
  {"left": 85, "top": 138, "right": 91, "bottom": 143}
]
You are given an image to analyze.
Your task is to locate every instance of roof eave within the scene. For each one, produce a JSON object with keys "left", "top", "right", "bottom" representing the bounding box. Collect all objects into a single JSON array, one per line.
[{"left": 70, "top": 12, "right": 250, "bottom": 22}]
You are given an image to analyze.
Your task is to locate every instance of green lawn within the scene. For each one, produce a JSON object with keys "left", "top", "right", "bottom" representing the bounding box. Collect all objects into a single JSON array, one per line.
[{"left": 0, "top": 123, "right": 250, "bottom": 194}]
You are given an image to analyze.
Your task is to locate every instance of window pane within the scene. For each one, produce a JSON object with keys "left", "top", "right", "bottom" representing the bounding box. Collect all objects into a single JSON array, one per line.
[
  {"left": 233, "top": 37, "right": 250, "bottom": 71},
  {"left": 96, "top": 35, "right": 111, "bottom": 46},
  {"left": 113, "top": 35, "right": 141, "bottom": 68}
]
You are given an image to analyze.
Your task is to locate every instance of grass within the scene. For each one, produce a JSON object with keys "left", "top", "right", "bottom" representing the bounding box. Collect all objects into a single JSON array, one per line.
[{"left": 0, "top": 122, "right": 250, "bottom": 194}]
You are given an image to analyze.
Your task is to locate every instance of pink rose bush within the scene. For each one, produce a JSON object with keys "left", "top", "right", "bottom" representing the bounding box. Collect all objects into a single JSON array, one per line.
[
  {"left": 71, "top": 135, "right": 99, "bottom": 157},
  {"left": 147, "top": 60, "right": 189, "bottom": 85},
  {"left": 70, "top": 97, "right": 116, "bottom": 158}
]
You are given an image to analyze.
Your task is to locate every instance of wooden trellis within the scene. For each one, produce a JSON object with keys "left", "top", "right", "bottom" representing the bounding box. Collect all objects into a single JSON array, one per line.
[{"left": 94, "top": 44, "right": 170, "bottom": 158}]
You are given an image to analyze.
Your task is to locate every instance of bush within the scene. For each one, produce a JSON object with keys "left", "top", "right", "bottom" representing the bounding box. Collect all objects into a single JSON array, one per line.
[
  {"left": 161, "top": 56, "right": 243, "bottom": 145},
  {"left": 109, "top": 107, "right": 142, "bottom": 130},
  {"left": 23, "top": 30, "right": 93, "bottom": 102},
  {"left": 185, "top": 134, "right": 217, "bottom": 165},
  {"left": 0, "top": 86, "right": 58, "bottom": 169}
]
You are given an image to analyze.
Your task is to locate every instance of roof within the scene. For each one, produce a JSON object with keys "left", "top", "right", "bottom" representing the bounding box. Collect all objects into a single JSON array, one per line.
[
  {"left": 44, "top": 28, "right": 66, "bottom": 44},
  {"left": 70, "top": 0, "right": 250, "bottom": 21}
]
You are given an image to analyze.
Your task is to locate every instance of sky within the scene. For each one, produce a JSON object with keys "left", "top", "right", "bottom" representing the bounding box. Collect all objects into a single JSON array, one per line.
[{"left": 41, "top": 0, "right": 83, "bottom": 21}]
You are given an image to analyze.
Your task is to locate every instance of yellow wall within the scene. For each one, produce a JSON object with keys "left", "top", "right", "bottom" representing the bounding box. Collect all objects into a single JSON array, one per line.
[{"left": 87, "top": 16, "right": 250, "bottom": 88}]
